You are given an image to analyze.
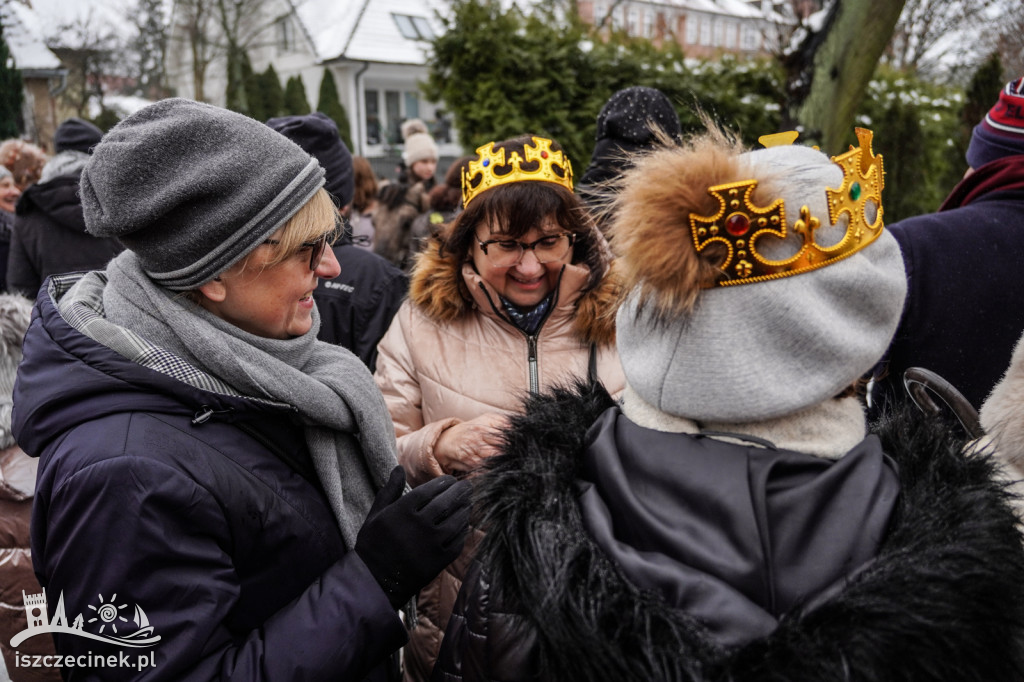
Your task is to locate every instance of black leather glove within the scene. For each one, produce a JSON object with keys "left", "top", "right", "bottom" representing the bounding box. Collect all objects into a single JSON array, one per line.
[{"left": 355, "top": 466, "right": 472, "bottom": 610}]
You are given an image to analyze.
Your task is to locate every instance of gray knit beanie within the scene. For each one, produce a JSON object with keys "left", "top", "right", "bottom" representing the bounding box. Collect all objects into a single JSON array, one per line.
[
  {"left": 81, "top": 98, "right": 325, "bottom": 290},
  {"left": 614, "top": 139, "right": 907, "bottom": 422}
]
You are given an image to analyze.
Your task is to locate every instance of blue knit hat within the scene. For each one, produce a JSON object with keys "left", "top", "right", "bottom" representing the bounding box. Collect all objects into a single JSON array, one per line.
[
  {"left": 267, "top": 112, "right": 354, "bottom": 208},
  {"left": 966, "top": 76, "right": 1024, "bottom": 169}
]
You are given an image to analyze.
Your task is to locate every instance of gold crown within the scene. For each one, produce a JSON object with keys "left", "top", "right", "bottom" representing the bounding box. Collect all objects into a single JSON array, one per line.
[
  {"left": 690, "top": 127, "right": 885, "bottom": 287},
  {"left": 462, "top": 136, "right": 573, "bottom": 208}
]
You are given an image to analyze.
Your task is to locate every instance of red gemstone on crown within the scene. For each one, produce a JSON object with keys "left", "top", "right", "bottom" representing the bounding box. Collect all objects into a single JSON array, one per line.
[
  {"left": 541, "top": 151, "right": 549, "bottom": 159},
  {"left": 726, "top": 213, "right": 750, "bottom": 236}
]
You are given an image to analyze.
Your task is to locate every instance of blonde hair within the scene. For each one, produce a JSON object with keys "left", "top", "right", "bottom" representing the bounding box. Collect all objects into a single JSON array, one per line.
[
  {"left": 186, "top": 187, "right": 338, "bottom": 300},
  {"left": 259, "top": 187, "right": 338, "bottom": 267}
]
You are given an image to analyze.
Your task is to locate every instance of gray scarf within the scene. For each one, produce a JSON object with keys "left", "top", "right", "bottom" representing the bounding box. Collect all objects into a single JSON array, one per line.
[{"left": 100, "top": 252, "right": 398, "bottom": 547}]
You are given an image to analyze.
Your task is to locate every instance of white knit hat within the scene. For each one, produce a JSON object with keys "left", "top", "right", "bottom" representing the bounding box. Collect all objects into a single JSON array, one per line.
[
  {"left": 611, "top": 134, "right": 907, "bottom": 422},
  {"left": 401, "top": 118, "right": 438, "bottom": 166}
]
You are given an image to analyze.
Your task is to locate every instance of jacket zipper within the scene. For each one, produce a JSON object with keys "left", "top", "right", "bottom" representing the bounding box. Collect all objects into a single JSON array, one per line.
[
  {"left": 478, "top": 266, "right": 564, "bottom": 396},
  {"left": 527, "top": 335, "right": 539, "bottom": 394}
]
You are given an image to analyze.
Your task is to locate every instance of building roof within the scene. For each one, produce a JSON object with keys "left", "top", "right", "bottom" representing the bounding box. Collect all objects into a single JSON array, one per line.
[
  {"left": 293, "top": 0, "right": 447, "bottom": 65},
  {"left": 0, "top": 0, "right": 63, "bottom": 72}
]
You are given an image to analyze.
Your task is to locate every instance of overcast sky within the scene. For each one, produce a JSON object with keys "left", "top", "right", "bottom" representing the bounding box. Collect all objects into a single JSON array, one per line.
[{"left": 28, "top": 0, "right": 145, "bottom": 39}]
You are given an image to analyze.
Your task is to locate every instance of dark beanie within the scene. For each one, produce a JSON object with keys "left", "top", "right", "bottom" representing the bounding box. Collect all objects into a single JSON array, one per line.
[
  {"left": 267, "top": 112, "right": 354, "bottom": 208},
  {"left": 54, "top": 117, "right": 104, "bottom": 154},
  {"left": 966, "top": 76, "right": 1024, "bottom": 170},
  {"left": 580, "top": 86, "right": 682, "bottom": 192},
  {"left": 81, "top": 98, "right": 324, "bottom": 290}
]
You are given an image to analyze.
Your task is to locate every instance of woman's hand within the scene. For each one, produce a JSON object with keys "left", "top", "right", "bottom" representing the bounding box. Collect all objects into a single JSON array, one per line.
[{"left": 434, "top": 412, "right": 508, "bottom": 475}]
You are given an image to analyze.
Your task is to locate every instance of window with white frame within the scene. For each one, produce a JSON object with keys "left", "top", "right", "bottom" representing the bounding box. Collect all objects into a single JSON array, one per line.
[
  {"left": 275, "top": 16, "right": 294, "bottom": 52},
  {"left": 644, "top": 9, "right": 654, "bottom": 38},
  {"left": 595, "top": 0, "right": 608, "bottom": 26},
  {"left": 392, "top": 14, "right": 434, "bottom": 41},
  {"left": 713, "top": 19, "right": 725, "bottom": 47},
  {"left": 685, "top": 14, "right": 698, "bottom": 44},
  {"left": 741, "top": 24, "right": 761, "bottom": 51},
  {"left": 724, "top": 21, "right": 737, "bottom": 48},
  {"left": 627, "top": 7, "right": 639, "bottom": 35},
  {"left": 699, "top": 17, "right": 711, "bottom": 45}
]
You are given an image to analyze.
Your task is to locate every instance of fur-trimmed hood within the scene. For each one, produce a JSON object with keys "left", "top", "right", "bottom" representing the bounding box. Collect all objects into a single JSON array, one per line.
[
  {"left": 407, "top": 237, "right": 620, "bottom": 347},
  {"left": 434, "top": 382, "right": 1024, "bottom": 682}
]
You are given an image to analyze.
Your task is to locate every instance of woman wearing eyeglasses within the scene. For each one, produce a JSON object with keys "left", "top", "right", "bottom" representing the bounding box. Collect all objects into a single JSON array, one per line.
[
  {"left": 13, "top": 99, "right": 471, "bottom": 680},
  {"left": 373, "top": 134, "right": 625, "bottom": 681}
]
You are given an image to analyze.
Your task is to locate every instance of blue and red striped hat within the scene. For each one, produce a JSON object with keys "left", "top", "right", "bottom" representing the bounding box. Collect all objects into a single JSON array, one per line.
[{"left": 967, "top": 76, "right": 1024, "bottom": 169}]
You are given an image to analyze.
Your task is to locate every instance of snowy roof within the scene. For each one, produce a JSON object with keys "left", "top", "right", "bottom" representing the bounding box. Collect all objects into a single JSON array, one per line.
[
  {"left": 293, "top": 0, "right": 447, "bottom": 65},
  {"left": 0, "top": 0, "right": 63, "bottom": 71}
]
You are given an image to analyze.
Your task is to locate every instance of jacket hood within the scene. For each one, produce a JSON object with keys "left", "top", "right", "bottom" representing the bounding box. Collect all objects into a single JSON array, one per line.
[
  {"left": 15, "top": 171, "right": 88, "bottom": 234},
  {"left": 12, "top": 273, "right": 287, "bottom": 458},
  {"left": 407, "top": 237, "right": 620, "bottom": 347}
]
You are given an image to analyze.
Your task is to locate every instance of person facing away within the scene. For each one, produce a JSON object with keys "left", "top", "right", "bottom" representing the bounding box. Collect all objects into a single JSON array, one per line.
[
  {"left": 7, "top": 117, "right": 124, "bottom": 297},
  {"left": 14, "top": 98, "right": 470, "bottom": 681},
  {"left": 408, "top": 155, "right": 475, "bottom": 260},
  {"left": 577, "top": 85, "right": 683, "bottom": 234},
  {"left": 267, "top": 112, "right": 408, "bottom": 372},
  {"left": 351, "top": 155, "right": 381, "bottom": 250},
  {"left": 374, "top": 118, "right": 438, "bottom": 269},
  {"left": 432, "top": 126, "right": 1024, "bottom": 682},
  {"left": 872, "top": 75, "right": 1024, "bottom": 414},
  {"left": 374, "top": 134, "right": 625, "bottom": 681}
]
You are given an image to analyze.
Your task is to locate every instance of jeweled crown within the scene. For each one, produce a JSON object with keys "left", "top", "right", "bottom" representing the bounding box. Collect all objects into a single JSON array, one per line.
[
  {"left": 462, "top": 136, "right": 573, "bottom": 208},
  {"left": 691, "top": 127, "right": 884, "bottom": 287}
]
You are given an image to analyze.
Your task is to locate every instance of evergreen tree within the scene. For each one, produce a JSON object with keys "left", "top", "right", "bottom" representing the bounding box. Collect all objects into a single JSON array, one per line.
[
  {"left": 128, "top": 0, "right": 168, "bottom": 99},
  {"left": 258, "top": 64, "right": 285, "bottom": 120},
  {"left": 960, "top": 53, "right": 1004, "bottom": 162},
  {"left": 225, "top": 47, "right": 253, "bottom": 117},
  {"left": 0, "top": 17, "right": 23, "bottom": 138},
  {"left": 284, "top": 75, "right": 310, "bottom": 115},
  {"left": 317, "top": 68, "right": 353, "bottom": 150}
]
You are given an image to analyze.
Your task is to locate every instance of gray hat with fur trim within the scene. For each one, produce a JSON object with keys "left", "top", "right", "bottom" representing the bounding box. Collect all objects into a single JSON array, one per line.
[
  {"left": 612, "top": 137, "right": 907, "bottom": 422},
  {"left": 80, "top": 98, "right": 324, "bottom": 290}
]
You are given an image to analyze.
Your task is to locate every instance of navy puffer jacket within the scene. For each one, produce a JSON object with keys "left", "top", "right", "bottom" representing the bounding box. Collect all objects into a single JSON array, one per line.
[{"left": 12, "top": 274, "right": 406, "bottom": 681}]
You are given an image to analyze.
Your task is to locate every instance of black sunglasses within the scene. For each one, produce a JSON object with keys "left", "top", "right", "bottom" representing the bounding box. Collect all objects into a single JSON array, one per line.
[{"left": 264, "top": 222, "right": 343, "bottom": 270}]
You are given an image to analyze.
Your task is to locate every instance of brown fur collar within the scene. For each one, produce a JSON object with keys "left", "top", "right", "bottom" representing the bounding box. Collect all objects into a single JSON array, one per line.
[
  {"left": 607, "top": 132, "right": 781, "bottom": 320},
  {"left": 408, "top": 239, "right": 620, "bottom": 347}
]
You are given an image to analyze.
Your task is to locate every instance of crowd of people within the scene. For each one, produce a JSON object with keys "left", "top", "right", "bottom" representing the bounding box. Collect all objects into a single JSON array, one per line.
[{"left": 0, "top": 78, "right": 1023, "bottom": 681}]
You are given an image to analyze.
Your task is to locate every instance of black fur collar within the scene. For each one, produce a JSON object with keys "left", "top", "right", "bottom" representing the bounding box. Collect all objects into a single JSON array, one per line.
[{"left": 471, "top": 381, "right": 1024, "bottom": 681}]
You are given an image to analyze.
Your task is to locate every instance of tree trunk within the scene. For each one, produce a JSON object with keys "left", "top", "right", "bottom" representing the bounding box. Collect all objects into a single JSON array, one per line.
[{"left": 787, "top": 0, "right": 907, "bottom": 153}]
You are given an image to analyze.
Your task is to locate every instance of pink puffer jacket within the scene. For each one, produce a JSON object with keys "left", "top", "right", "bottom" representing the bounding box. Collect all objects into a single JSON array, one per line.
[{"left": 374, "top": 238, "right": 625, "bottom": 681}]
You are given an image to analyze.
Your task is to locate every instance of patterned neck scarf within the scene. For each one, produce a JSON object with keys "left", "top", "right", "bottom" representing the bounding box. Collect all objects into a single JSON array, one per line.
[{"left": 501, "top": 293, "right": 553, "bottom": 336}]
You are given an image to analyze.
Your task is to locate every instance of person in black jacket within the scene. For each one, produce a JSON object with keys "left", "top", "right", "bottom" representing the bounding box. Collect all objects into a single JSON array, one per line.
[
  {"left": 6, "top": 118, "right": 123, "bottom": 297},
  {"left": 433, "top": 127, "right": 1024, "bottom": 682},
  {"left": 267, "top": 113, "right": 407, "bottom": 371},
  {"left": 14, "top": 99, "right": 470, "bottom": 681}
]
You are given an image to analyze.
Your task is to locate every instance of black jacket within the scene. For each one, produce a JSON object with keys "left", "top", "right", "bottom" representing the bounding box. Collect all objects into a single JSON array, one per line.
[
  {"left": 15, "top": 274, "right": 406, "bottom": 680},
  {"left": 7, "top": 171, "right": 123, "bottom": 296},
  {"left": 314, "top": 232, "right": 408, "bottom": 371},
  {"left": 434, "top": 382, "right": 1024, "bottom": 682}
]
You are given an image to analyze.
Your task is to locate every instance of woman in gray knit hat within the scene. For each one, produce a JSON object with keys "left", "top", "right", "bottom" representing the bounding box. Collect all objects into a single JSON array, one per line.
[
  {"left": 433, "top": 127, "right": 1024, "bottom": 681},
  {"left": 12, "top": 98, "right": 470, "bottom": 680}
]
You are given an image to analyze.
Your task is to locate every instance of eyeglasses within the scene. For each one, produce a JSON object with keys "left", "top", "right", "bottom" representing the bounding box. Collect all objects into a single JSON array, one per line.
[
  {"left": 476, "top": 233, "right": 575, "bottom": 268},
  {"left": 265, "top": 222, "right": 343, "bottom": 270}
]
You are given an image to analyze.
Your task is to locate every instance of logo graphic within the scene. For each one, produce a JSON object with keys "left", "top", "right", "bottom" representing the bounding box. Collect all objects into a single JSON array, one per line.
[{"left": 11, "top": 590, "right": 161, "bottom": 649}]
